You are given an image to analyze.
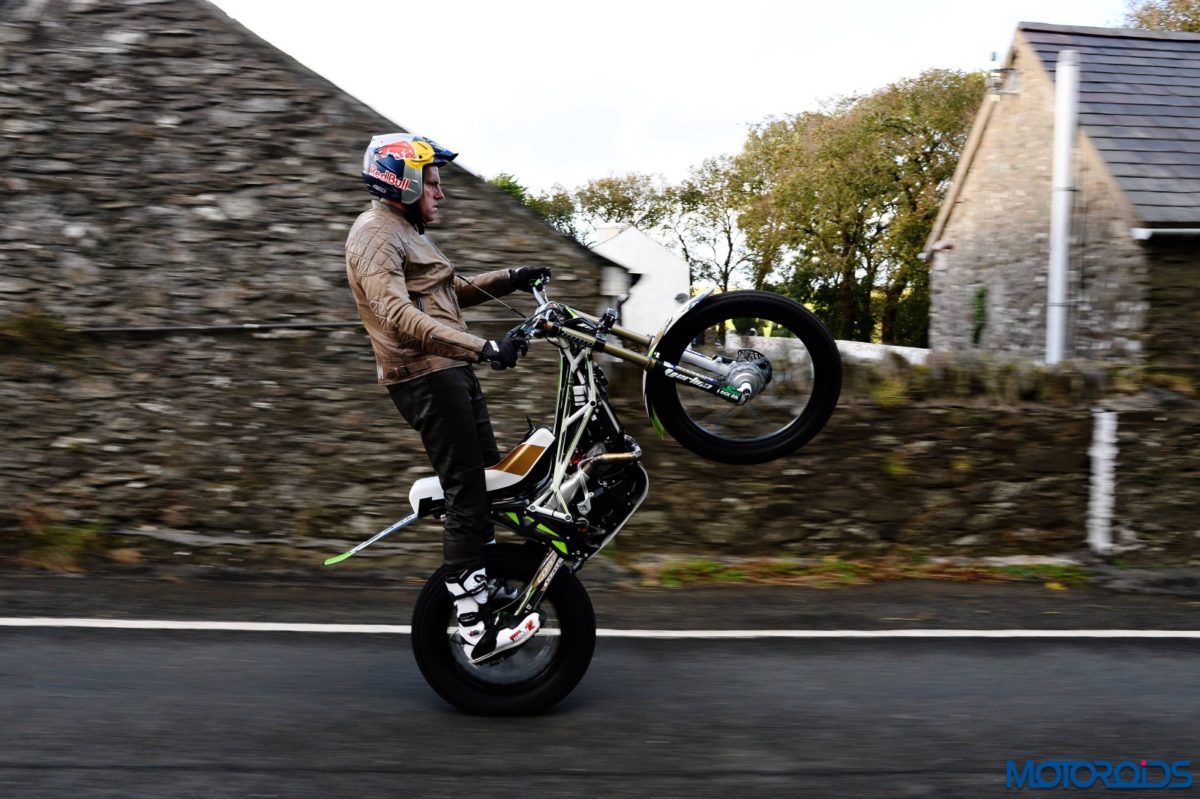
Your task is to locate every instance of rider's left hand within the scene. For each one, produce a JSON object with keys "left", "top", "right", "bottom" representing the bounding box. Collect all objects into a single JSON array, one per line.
[{"left": 510, "top": 266, "right": 552, "bottom": 292}]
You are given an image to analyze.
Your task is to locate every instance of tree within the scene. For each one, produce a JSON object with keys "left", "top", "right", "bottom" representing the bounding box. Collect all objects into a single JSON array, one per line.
[
  {"left": 487, "top": 172, "right": 529, "bottom": 203},
  {"left": 573, "top": 173, "right": 674, "bottom": 232},
  {"left": 1124, "top": 0, "right": 1200, "bottom": 32},
  {"left": 526, "top": 186, "right": 582, "bottom": 240},
  {"left": 736, "top": 69, "right": 985, "bottom": 345},
  {"left": 571, "top": 167, "right": 756, "bottom": 291},
  {"left": 672, "top": 157, "right": 754, "bottom": 292},
  {"left": 739, "top": 107, "right": 892, "bottom": 341},
  {"left": 863, "top": 70, "right": 987, "bottom": 344},
  {"left": 487, "top": 173, "right": 581, "bottom": 239}
]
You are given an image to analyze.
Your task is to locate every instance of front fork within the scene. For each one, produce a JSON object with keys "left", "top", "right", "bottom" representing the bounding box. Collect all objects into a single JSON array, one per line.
[{"left": 496, "top": 549, "right": 566, "bottom": 623}]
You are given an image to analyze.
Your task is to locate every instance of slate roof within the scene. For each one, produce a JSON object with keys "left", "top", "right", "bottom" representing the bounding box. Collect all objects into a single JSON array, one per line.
[{"left": 1021, "top": 22, "right": 1200, "bottom": 227}]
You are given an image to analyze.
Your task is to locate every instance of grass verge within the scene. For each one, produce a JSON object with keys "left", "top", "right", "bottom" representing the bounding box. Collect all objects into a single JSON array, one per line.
[{"left": 639, "top": 555, "right": 1091, "bottom": 590}]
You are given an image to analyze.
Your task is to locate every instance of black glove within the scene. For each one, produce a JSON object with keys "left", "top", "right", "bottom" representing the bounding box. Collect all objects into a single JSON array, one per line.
[
  {"left": 510, "top": 266, "right": 552, "bottom": 292},
  {"left": 480, "top": 332, "right": 529, "bottom": 370}
]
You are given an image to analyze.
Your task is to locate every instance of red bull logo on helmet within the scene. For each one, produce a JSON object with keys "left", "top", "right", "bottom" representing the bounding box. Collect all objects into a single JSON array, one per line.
[
  {"left": 375, "top": 140, "right": 418, "bottom": 162},
  {"left": 368, "top": 165, "right": 410, "bottom": 192}
]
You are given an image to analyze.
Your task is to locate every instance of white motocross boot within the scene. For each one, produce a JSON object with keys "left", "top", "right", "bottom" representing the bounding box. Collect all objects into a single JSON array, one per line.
[{"left": 445, "top": 567, "right": 543, "bottom": 665}]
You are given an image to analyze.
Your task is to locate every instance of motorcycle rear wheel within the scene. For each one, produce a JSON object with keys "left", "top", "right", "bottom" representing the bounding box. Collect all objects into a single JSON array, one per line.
[
  {"left": 410, "top": 544, "right": 595, "bottom": 716},
  {"left": 646, "top": 290, "right": 842, "bottom": 465}
]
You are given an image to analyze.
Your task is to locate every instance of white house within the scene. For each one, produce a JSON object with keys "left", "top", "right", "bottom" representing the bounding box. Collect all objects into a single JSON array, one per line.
[{"left": 590, "top": 224, "right": 692, "bottom": 335}]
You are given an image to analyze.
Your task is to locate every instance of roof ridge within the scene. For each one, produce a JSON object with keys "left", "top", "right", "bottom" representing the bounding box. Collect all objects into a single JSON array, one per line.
[{"left": 1019, "top": 21, "right": 1200, "bottom": 42}]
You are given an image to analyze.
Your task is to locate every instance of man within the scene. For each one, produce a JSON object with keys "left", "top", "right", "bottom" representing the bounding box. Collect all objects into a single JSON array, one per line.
[{"left": 344, "top": 133, "right": 550, "bottom": 664}]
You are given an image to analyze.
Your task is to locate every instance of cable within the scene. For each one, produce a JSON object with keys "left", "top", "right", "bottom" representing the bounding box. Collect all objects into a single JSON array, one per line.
[{"left": 453, "top": 273, "right": 529, "bottom": 321}]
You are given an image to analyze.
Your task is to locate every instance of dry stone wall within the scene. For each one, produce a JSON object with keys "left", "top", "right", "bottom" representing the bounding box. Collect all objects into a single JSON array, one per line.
[
  {"left": 10, "top": 331, "right": 1197, "bottom": 577},
  {"left": 1113, "top": 400, "right": 1200, "bottom": 561}
]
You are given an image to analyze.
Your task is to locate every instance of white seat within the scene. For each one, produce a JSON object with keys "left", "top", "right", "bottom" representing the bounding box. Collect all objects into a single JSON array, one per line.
[{"left": 408, "top": 427, "right": 555, "bottom": 515}]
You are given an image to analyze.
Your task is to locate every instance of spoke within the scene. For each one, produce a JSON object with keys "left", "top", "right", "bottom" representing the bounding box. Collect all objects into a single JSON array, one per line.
[
  {"left": 686, "top": 402, "right": 740, "bottom": 427},
  {"left": 669, "top": 317, "right": 826, "bottom": 442},
  {"left": 684, "top": 396, "right": 787, "bottom": 438}
]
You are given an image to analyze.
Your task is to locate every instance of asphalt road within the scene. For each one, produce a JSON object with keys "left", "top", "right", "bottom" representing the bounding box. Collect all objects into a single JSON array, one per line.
[{"left": 2, "top": 576, "right": 1199, "bottom": 798}]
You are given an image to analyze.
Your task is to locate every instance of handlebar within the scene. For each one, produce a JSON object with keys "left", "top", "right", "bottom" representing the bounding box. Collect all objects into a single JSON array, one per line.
[{"left": 491, "top": 277, "right": 658, "bottom": 374}]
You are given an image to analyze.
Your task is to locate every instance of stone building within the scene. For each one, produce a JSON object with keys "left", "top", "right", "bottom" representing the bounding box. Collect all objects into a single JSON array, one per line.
[
  {"left": 928, "top": 23, "right": 1200, "bottom": 375},
  {"left": 0, "top": 0, "right": 624, "bottom": 555},
  {"left": 0, "top": 0, "right": 620, "bottom": 330}
]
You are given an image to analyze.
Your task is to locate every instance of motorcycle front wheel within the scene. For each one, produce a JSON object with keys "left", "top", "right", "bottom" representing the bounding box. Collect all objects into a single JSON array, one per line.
[
  {"left": 645, "top": 290, "right": 842, "bottom": 465},
  {"left": 410, "top": 543, "right": 596, "bottom": 716}
]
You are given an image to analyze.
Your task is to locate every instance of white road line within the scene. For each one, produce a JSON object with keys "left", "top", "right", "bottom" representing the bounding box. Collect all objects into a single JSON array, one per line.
[
  {"left": 600, "top": 629, "right": 1200, "bottom": 639},
  {"left": 0, "top": 618, "right": 411, "bottom": 634},
  {"left": 0, "top": 618, "right": 1199, "bottom": 638}
]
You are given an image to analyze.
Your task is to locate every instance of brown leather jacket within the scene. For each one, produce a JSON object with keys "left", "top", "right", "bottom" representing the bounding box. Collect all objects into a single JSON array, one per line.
[{"left": 345, "top": 200, "right": 516, "bottom": 384}]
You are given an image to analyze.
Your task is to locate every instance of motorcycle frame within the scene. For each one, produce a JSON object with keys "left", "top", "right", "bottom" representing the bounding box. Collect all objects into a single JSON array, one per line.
[
  {"left": 324, "top": 283, "right": 722, "bottom": 572},
  {"left": 543, "top": 309, "right": 747, "bottom": 406},
  {"left": 484, "top": 307, "right": 652, "bottom": 620}
]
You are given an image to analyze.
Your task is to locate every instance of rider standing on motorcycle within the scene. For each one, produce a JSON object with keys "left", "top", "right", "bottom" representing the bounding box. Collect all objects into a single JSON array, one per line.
[{"left": 345, "top": 133, "right": 549, "bottom": 663}]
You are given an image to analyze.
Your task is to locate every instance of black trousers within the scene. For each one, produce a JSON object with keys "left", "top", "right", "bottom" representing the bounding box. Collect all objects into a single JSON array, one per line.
[{"left": 387, "top": 366, "right": 500, "bottom": 574}]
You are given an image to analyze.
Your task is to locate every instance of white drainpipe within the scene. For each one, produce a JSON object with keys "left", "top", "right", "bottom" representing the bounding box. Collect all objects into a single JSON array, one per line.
[
  {"left": 1087, "top": 407, "right": 1118, "bottom": 555},
  {"left": 1046, "top": 49, "right": 1079, "bottom": 365}
]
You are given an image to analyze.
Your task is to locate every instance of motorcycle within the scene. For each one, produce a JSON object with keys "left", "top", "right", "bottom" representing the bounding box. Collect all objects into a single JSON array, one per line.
[{"left": 324, "top": 279, "right": 842, "bottom": 714}]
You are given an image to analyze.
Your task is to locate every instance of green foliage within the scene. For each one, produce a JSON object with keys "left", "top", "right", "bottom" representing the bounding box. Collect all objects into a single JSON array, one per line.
[
  {"left": 572, "top": 160, "right": 755, "bottom": 291},
  {"left": 972, "top": 286, "right": 988, "bottom": 347},
  {"left": 5, "top": 513, "right": 110, "bottom": 573},
  {"left": 487, "top": 172, "right": 528, "bottom": 203},
  {"left": 1124, "top": 0, "right": 1200, "bottom": 31},
  {"left": 872, "top": 377, "right": 912, "bottom": 408},
  {"left": 673, "top": 156, "right": 755, "bottom": 291},
  {"left": 574, "top": 172, "right": 674, "bottom": 230},
  {"left": 737, "top": 69, "right": 985, "bottom": 345},
  {"left": 991, "top": 564, "right": 1090, "bottom": 586},
  {"left": 502, "top": 69, "right": 983, "bottom": 335},
  {"left": 0, "top": 308, "right": 84, "bottom": 359},
  {"left": 487, "top": 174, "right": 581, "bottom": 238},
  {"left": 525, "top": 185, "right": 581, "bottom": 239},
  {"left": 644, "top": 555, "right": 1094, "bottom": 589}
]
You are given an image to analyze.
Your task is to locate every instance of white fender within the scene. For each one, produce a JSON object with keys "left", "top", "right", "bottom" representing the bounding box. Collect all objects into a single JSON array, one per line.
[{"left": 641, "top": 289, "right": 714, "bottom": 434}]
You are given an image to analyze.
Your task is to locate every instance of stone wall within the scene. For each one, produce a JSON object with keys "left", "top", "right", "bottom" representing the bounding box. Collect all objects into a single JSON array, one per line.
[
  {"left": 1143, "top": 239, "right": 1200, "bottom": 378},
  {"left": 929, "top": 36, "right": 1150, "bottom": 363},
  {"left": 5, "top": 319, "right": 1197, "bottom": 574},
  {"left": 603, "top": 357, "right": 1195, "bottom": 569},
  {"left": 1113, "top": 399, "right": 1200, "bottom": 561},
  {"left": 613, "top": 355, "right": 1099, "bottom": 559},
  {"left": 0, "top": 327, "right": 563, "bottom": 563}
]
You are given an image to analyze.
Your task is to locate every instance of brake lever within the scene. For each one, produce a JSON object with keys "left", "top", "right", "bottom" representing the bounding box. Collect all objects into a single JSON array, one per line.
[{"left": 490, "top": 326, "right": 533, "bottom": 370}]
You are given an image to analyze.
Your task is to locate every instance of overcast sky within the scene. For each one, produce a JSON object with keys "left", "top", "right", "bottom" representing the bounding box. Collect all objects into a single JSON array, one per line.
[{"left": 210, "top": 0, "right": 1131, "bottom": 193}]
